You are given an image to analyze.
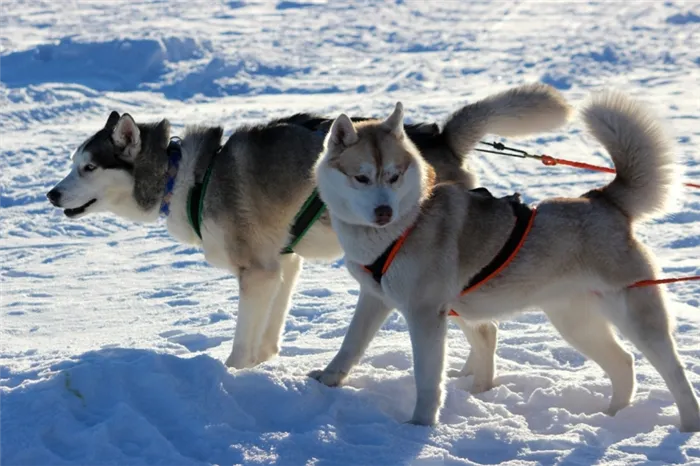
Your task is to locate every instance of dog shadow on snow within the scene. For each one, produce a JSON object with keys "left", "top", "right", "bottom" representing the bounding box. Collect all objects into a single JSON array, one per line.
[
  {"left": 2, "top": 348, "right": 433, "bottom": 466},
  {"left": 3, "top": 348, "right": 694, "bottom": 466}
]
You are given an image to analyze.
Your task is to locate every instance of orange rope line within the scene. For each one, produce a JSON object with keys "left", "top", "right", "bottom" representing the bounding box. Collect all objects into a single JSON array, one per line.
[
  {"left": 540, "top": 155, "right": 699, "bottom": 189},
  {"left": 629, "top": 276, "right": 700, "bottom": 288},
  {"left": 449, "top": 276, "right": 699, "bottom": 318}
]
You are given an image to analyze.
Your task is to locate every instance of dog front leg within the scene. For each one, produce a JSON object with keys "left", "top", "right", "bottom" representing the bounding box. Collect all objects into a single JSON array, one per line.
[
  {"left": 405, "top": 306, "right": 448, "bottom": 426},
  {"left": 225, "top": 262, "right": 281, "bottom": 369},
  {"left": 308, "top": 287, "right": 391, "bottom": 386}
]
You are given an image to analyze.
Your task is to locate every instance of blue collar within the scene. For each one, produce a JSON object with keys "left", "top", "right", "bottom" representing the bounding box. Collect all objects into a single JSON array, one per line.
[{"left": 159, "top": 138, "right": 182, "bottom": 218}]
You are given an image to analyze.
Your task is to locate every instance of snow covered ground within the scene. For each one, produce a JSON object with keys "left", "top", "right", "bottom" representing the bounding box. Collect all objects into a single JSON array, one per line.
[{"left": 2, "top": 1, "right": 699, "bottom": 464}]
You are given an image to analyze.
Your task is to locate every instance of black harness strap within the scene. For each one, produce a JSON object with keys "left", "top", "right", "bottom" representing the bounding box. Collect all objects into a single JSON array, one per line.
[
  {"left": 364, "top": 239, "right": 399, "bottom": 284},
  {"left": 363, "top": 188, "right": 534, "bottom": 289},
  {"left": 461, "top": 196, "right": 533, "bottom": 293},
  {"left": 281, "top": 189, "right": 326, "bottom": 254}
]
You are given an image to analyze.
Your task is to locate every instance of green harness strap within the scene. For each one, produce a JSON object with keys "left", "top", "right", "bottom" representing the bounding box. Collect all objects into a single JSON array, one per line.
[
  {"left": 187, "top": 161, "right": 325, "bottom": 254},
  {"left": 186, "top": 159, "right": 215, "bottom": 241},
  {"left": 280, "top": 189, "right": 326, "bottom": 255}
]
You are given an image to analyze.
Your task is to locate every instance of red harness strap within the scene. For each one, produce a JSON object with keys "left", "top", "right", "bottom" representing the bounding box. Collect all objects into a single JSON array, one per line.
[
  {"left": 361, "top": 193, "right": 699, "bottom": 319},
  {"left": 362, "top": 226, "right": 415, "bottom": 282},
  {"left": 362, "top": 190, "right": 537, "bottom": 318},
  {"left": 448, "top": 207, "right": 537, "bottom": 316}
]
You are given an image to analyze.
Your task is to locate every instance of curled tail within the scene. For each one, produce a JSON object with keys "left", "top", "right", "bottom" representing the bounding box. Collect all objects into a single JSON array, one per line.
[
  {"left": 582, "top": 90, "right": 678, "bottom": 221},
  {"left": 442, "top": 82, "right": 572, "bottom": 158}
]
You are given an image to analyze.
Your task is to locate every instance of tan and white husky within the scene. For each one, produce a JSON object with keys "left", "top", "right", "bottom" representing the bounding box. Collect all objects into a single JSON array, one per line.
[{"left": 311, "top": 90, "right": 700, "bottom": 432}]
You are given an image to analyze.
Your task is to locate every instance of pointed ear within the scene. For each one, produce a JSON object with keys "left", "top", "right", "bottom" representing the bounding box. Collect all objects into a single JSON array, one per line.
[
  {"left": 382, "top": 101, "right": 404, "bottom": 138},
  {"left": 155, "top": 119, "right": 172, "bottom": 150},
  {"left": 105, "top": 111, "right": 120, "bottom": 129},
  {"left": 113, "top": 113, "right": 141, "bottom": 159},
  {"left": 329, "top": 113, "right": 359, "bottom": 147},
  {"left": 156, "top": 118, "right": 171, "bottom": 135}
]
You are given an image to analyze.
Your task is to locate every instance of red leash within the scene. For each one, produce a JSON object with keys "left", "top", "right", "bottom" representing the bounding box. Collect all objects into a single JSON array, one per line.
[
  {"left": 540, "top": 154, "right": 616, "bottom": 173},
  {"left": 476, "top": 141, "right": 700, "bottom": 190},
  {"left": 629, "top": 276, "right": 700, "bottom": 288},
  {"left": 540, "top": 155, "right": 700, "bottom": 189}
]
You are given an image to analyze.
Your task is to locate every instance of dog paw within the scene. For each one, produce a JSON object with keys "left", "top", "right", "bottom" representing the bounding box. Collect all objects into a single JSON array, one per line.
[
  {"left": 447, "top": 368, "right": 471, "bottom": 378},
  {"left": 307, "top": 368, "right": 346, "bottom": 387},
  {"left": 604, "top": 404, "right": 624, "bottom": 417},
  {"left": 254, "top": 344, "right": 280, "bottom": 365},
  {"left": 680, "top": 416, "right": 700, "bottom": 433},
  {"left": 469, "top": 379, "right": 494, "bottom": 394},
  {"left": 405, "top": 416, "right": 436, "bottom": 427},
  {"left": 225, "top": 349, "right": 257, "bottom": 369}
]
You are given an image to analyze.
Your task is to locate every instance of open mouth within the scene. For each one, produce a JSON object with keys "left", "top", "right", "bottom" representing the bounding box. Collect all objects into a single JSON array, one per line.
[{"left": 64, "top": 199, "right": 97, "bottom": 218}]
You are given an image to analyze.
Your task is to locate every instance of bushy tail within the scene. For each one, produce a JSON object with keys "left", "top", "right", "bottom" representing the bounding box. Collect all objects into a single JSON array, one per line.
[
  {"left": 582, "top": 90, "right": 678, "bottom": 221},
  {"left": 442, "top": 82, "right": 572, "bottom": 157}
]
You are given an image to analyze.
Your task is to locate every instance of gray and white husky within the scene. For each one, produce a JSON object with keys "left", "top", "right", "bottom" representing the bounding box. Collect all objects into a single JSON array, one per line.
[
  {"left": 47, "top": 83, "right": 570, "bottom": 370},
  {"left": 311, "top": 90, "right": 700, "bottom": 431}
]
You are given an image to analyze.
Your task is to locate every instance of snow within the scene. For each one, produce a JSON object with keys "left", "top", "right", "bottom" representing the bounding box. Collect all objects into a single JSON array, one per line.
[{"left": 1, "top": 1, "right": 699, "bottom": 465}]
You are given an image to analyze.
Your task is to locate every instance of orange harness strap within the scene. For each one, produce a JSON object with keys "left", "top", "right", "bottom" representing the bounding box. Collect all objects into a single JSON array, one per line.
[
  {"left": 362, "top": 189, "right": 537, "bottom": 318},
  {"left": 460, "top": 208, "right": 537, "bottom": 296},
  {"left": 361, "top": 187, "right": 699, "bottom": 319},
  {"left": 382, "top": 227, "right": 413, "bottom": 275},
  {"left": 447, "top": 212, "right": 699, "bottom": 316},
  {"left": 362, "top": 226, "right": 415, "bottom": 283},
  {"left": 448, "top": 207, "right": 537, "bottom": 317}
]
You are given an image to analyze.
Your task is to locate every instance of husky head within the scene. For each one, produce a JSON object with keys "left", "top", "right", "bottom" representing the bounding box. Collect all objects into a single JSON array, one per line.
[
  {"left": 315, "top": 102, "right": 432, "bottom": 228},
  {"left": 47, "top": 111, "right": 171, "bottom": 222}
]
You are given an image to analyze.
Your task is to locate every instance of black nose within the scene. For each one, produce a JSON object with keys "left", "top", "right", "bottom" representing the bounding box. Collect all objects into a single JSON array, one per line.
[
  {"left": 374, "top": 205, "right": 393, "bottom": 225},
  {"left": 47, "top": 189, "right": 61, "bottom": 206}
]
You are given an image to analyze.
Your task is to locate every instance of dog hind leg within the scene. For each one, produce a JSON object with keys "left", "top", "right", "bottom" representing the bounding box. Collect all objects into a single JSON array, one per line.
[
  {"left": 255, "top": 253, "right": 303, "bottom": 364},
  {"left": 600, "top": 287, "right": 700, "bottom": 432},
  {"left": 543, "top": 295, "right": 636, "bottom": 416},
  {"left": 225, "top": 262, "right": 282, "bottom": 369},
  {"left": 447, "top": 319, "right": 497, "bottom": 394}
]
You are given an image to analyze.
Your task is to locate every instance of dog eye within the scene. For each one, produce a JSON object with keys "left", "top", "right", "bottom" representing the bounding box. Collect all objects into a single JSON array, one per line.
[
  {"left": 354, "top": 175, "right": 370, "bottom": 184},
  {"left": 83, "top": 164, "right": 97, "bottom": 172},
  {"left": 388, "top": 174, "right": 399, "bottom": 184}
]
